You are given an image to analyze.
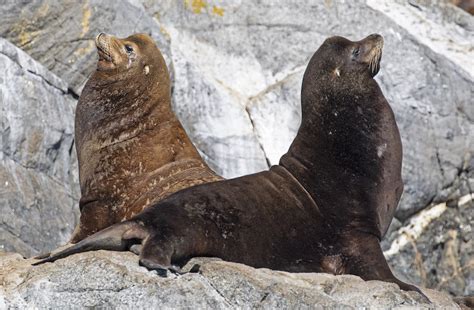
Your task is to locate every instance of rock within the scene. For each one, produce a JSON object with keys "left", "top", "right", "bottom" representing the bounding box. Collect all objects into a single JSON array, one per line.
[
  {"left": 382, "top": 194, "right": 474, "bottom": 296},
  {"left": 0, "top": 0, "right": 472, "bottom": 298},
  {"left": 144, "top": 0, "right": 474, "bottom": 216},
  {"left": 0, "top": 252, "right": 460, "bottom": 308},
  {"left": 0, "top": 0, "right": 171, "bottom": 95},
  {"left": 0, "top": 38, "right": 79, "bottom": 257},
  {"left": 0, "top": 0, "right": 472, "bottom": 212}
]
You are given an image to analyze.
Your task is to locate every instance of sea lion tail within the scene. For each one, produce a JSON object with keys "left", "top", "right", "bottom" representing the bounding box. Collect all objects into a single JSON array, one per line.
[
  {"left": 32, "top": 221, "right": 148, "bottom": 266},
  {"left": 342, "top": 232, "right": 431, "bottom": 303}
]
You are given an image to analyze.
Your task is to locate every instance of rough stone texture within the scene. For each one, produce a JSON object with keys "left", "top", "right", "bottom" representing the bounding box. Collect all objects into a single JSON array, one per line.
[
  {"left": 0, "top": 0, "right": 471, "bottom": 212},
  {"left": 0, "top": 0, "right": 472, "bottom": 299},
  {"left": 383, "top": 194, "right": 474, "bottom": 297},
  {"left": 0, "top": 0, "right": 171, "bottom": 95},
  {"left": 0, "top": 38, "right": 79, "bottom": 257},
  {"left": 144, "top": 0, "right": 474, "bottom": 215},
  {"left": 0, "top": 252, "right": 460, "bottom": 308}
]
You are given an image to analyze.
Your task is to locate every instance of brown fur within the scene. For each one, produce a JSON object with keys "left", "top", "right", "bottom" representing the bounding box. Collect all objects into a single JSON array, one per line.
[
  {"left": 70, "top": 33, "right": 222, "bottom": 242},
  {"left": 35, "top": 34, "right": 427, "bottom": 302}
]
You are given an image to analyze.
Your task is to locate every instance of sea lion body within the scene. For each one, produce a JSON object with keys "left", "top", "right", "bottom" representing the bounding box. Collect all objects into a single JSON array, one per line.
[
  {"left": 134, "top": 166, "right": 327, "bottom": 272},
  {"left": 36, "top": 34, "right": 424, "bottom": 298},
  {"left": 281, "top": 35, "right": 403, "bottom": 239},
  {"left": 71, "top": 33, "right": 222, "bottom": 242}
]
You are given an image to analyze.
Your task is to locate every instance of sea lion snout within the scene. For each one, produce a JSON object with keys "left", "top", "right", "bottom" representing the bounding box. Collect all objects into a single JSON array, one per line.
[
  {"left": 359, "top": 34, "right": 383, "bottom": 77},
  {"left": 363, "top": 33, "right": 384, "bottom": 54},
  {"left": 95, "top": 33, "right": 115, "bottom": 70},
  {"left": 95, "top": 33, "right": 106, "bottom": 45},
  {"left": 95, "top": 33, "right": 110, "bottom": 54},
  {"left": 366, "top": 33, "right": 383, "bottom": 44}
]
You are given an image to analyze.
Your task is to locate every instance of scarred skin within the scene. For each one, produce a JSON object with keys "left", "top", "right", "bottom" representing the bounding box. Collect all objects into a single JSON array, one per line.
[
  {"left": 35, "top": 34, "right": 427, "bottom": 301},
  {"left": 70, "top": 33, "right": 222, "bottom": 242}
]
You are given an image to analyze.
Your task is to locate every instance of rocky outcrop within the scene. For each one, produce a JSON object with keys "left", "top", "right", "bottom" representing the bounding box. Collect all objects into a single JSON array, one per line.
[
  {"left": 146, "top": 0, "right": 474, "bottom": 217},
  {"left": 383, "top": 194, "right": 473, "bottom": 297},
  {"left": 0, "top": 0, "right": 171, "bottom": 95},
  {"left": 0, "top": 0, "right": 472, "bottom": 299},
  {"left": 0, "top": 38, "right": 79, "bottom": 257},
  {"left": 0, "top": 252, "right": 460, "bottom": 308},
  {"left": 0, "top": 1, "right": 471, "bottom": 214}
]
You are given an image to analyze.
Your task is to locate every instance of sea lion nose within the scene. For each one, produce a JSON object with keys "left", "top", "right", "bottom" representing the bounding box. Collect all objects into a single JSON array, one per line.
[
  {"left": 367, "top": 33, "right": 383, "bottom": 44},
  {"left": 368, "top": 33, "right": 381, "bottom": 39},
  {"left": 95, "top": 33, "right": 108, "bottom": 46}
]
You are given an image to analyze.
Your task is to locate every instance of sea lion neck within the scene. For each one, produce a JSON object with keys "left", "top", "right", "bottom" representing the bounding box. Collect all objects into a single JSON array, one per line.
[
  {"left": 280, "top": 52, "right": 387, "bottom": 231},
  {"left": 76, "top": 69, "right": 174, "bottom": 146}
]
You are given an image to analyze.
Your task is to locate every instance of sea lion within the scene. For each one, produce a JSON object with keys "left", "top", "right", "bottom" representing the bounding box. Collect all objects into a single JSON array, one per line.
[
  {"left": 34, "top": 34, "right": 425, "bottom": 298},
  {"left": 69, "top": 33, "right": 222, "bottom": 242}
]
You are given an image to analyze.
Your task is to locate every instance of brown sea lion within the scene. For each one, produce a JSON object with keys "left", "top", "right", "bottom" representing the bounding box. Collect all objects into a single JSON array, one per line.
[
  {"left": 69, "top": 33, "right": 222, "bottom": 242},
  {"left": 34, "top": 34, "right": 426, "bottom": 299}
]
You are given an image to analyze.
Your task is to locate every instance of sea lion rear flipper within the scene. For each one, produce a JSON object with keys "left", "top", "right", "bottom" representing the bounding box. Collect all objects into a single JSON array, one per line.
[
  {"left": 343, "top": 232, "right": 431, "bottom": 303},
  {"left": 32, "top": 221, "right": 149, "bottom": 266}
]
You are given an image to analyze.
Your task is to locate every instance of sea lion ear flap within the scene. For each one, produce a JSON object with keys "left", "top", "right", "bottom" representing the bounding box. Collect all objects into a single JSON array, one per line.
[{"left": 144, "top": 65, "right": 150, "bottom": 75}]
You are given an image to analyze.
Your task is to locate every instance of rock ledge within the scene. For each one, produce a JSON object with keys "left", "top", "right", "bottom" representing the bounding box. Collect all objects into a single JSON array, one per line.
[{"left": 0, "top": 251, "right": 459, "bottom": 308}]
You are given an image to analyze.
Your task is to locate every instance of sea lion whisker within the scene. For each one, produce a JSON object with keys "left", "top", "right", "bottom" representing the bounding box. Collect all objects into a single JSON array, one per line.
[{"left": 369, "top": 45, "right": 382, "bottom": 75}]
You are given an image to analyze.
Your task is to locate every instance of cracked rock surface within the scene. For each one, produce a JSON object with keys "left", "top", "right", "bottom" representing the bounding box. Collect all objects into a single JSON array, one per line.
[
  {"left": 0, "top": 0, "right": 171, "bottom": 95},
  {"left": 0, "top": 38, "right": 79, "bottom": 257},
  {"left": 0, "top": 252, "right": 460, "bottom": 308},
  {"left": 0, "top": 0, "right": 472, "bottom": 299},
  {"left": 0, "top": 1, "right": 471, "bottom": 208},
  {"left": 382, "top": 194, "right": 474, "bottom": 297}
]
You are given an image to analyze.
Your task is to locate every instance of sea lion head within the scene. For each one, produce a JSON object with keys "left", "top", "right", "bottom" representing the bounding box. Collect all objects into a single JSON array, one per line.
[
  {"left": 312, "top": 34, "right": 383, "bottom": 81},
  {"left": 300, "top": 34, "right": 384, "bottom": 117},
  {"left": 93, "top": 32, "right": 168, "bottom": 87},
  {"left": 77, "top": 32, "right": 172, "bottom": 147}
]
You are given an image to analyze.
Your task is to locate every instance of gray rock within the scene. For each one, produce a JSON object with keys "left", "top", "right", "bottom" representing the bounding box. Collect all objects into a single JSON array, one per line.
[
  {"left": 383, "top": 194, "right": 474, "bottom": 296},
  {"left": 0, "top": 0, "right": 171, "bottom": 95},
  {"left": 0, "top": 0, "right": 472, "bottom": 214},
  {"left": 0, "top": 0, "right": 472, "bottom": 298},
  {"left": 146, "top": 0, "right": 474, "bottom": 217},
  {"left": 0, "top": 252, "right": 460, "bottom": 308},
  {"left": 0, "top": 38, "right": 79, "bottom": 257}
]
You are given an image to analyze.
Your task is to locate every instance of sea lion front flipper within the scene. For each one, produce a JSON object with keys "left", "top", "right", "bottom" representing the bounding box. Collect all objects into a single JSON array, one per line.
[
  {"left": 33, "top": 241, "right": 76, "bottom": 260},
  {"left": 34, "top": 251, "right": 52, "bottom": 260},
  {"left": 137, "top": 232, "right": 189, "bottom": 277},
  {"left": 129, "top": 244, "right": 143, "bottom": 255},
  {"left": 138, "top": 233, "right": 175, "bottom": 274},
  {"left": 32, "top": 221, "right": 149, "bottom": 266},
  {"left": 342, "top": 232, "right": 431, "bottom": 303}
]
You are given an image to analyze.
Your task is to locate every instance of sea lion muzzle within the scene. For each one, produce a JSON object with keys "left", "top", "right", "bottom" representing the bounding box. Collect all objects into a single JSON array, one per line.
[
  {"left": 95, "top": 33, "right": 113, "bottom": 65},
  {"left": 362, "top": 34, "right": 383, "bottom": 77}
]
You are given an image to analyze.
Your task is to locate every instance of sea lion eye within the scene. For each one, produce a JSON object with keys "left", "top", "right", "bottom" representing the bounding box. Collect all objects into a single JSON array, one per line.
[
  {"left": 125, "top": 45, "right": 134, "bottom": 54},
  {"left": 353, "top": 48, "right": 360, "bottom": 56}
]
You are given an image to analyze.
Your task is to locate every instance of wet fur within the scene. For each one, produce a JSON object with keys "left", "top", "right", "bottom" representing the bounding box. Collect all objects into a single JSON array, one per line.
[
  {"left": 35, "top": 34, "right": 427, "bottom": 301},
  {"left": 70, "top": 33, "right": 222, "bottom": 242}
]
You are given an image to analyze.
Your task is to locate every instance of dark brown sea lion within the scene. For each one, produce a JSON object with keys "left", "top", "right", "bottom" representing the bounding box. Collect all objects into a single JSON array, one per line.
[
  {"left": 69, "top": 33, "right": 222, "bottom": 242},
  {"left": 34, "top": 34, "right": 426, "bottom": 299}
]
